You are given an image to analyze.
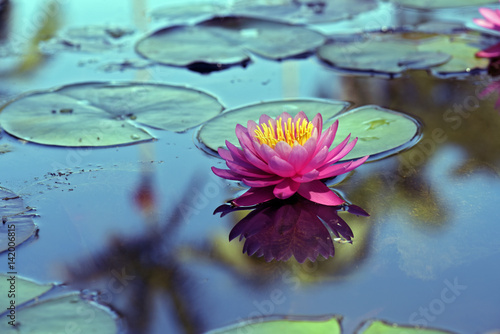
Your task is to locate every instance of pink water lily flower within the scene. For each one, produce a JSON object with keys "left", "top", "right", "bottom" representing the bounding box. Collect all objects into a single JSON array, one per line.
[
  {"left": 211, "top": 111, "right": 369, "bottom": 206},
  {"left": 474, "top": 5, "right": 500, "bottom": 32}
]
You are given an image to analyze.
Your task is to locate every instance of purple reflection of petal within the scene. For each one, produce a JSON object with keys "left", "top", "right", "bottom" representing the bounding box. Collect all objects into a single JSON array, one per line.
[
  {"left": 219, "top": 196, "right": 369, "bottom": 263},
  {"left": 347, "top": 204, "right": 370, "bottom": 217}
]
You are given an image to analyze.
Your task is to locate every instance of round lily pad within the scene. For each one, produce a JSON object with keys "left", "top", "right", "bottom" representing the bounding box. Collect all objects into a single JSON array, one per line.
[
  {"left": 417, "top": 36, "right": 490, "bottom": 75},
  {"left": 152, "top": 0, "right": 377, "bottom": 25},
  {"left": 317, "top": 32, "right": 488, "bottom": 76},
  {"left": 197, "top": 99, "right": 420, "bottom": 161},
  {"left": 135, "top": 16, "right": 326, "bottom": 70},
  {"left": 0, "top": 274, "right": 54, "bottom": 310},
  {"left": 0, "top": 187, "right": 37, "bottom": 253},
  {"left": 0, "top": 82, "right": 224, "bottom": 147},
  {"left": 0, "top": 275, "right": 120, "bottom": 333},
  {"left": 207, "top": 316, "right": 341, "bottom": 334},
  {"left": 318, "top": 38, "right": 451, "bottom": 75}
]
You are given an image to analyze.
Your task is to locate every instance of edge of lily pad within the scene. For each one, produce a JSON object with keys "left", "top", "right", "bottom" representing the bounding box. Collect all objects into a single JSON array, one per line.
[
  {"left": 0, "top": 81, "right": 225, "bottom": 148},
  {"left": 206, "top": 314, "right": 343, "bottom": 334}
]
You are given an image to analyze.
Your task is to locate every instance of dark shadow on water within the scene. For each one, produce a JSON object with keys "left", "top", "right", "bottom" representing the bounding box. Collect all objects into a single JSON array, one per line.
[{"left": 215, "top": 196, "right": 369, "bottom": 263}]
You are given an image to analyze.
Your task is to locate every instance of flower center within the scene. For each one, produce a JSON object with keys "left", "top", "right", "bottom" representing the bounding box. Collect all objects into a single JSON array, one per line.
[{"left": 254, "top": 117, "right": 314, "bottom": 149}]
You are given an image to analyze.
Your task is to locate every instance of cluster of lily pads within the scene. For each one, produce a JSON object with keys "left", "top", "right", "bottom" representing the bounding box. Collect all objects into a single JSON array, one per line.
[{"left": 2, "top": 1, "right": 500, "bottom": 333}]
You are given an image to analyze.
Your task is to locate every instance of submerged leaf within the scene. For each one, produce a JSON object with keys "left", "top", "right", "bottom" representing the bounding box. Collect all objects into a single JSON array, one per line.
[
  {"left": 0, "top": 82, "right": 224, "bottom": 147},
  {"left": 198, "top": 99, "right": 420, "bottom": 161},
  {"left": 0, "top": 187, "right": 37, "bottom": 253},
  {"left": 135, "top": 16, "right": 326, "bottom": 71}
]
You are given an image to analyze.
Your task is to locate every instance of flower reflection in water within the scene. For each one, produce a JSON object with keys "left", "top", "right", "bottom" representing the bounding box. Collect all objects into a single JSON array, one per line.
[{"left": 215, "top": 196, "right": 369, "bottom": 263}]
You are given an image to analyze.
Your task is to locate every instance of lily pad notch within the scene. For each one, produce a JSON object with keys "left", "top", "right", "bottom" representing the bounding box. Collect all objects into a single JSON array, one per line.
[{"left": 0, "top": 81, "right": 225, "bottom": 147}]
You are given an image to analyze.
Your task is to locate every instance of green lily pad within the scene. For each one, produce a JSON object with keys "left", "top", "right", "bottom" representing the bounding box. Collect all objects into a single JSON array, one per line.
[
  {"left": 135, "top": 16, "right": 326, "bottom": 70},
  {"left": 207, "top": 316, "right": 341, "bottom": 334},
  {"left": 151, "top": 0, "right": 377, "bottom": 25},
  {"left": 0, "top": 82, "right": 224, "bottom": 147},
  {"left": 0, "top": 274, "right": 54, "bottom": 311},
  {"left": 388, "top": 0, "right": 497, "bottom": 9},
  {"left": 317, "top": 32, "right": 488, "bottom": 76},
  {"left": 328, "top": 105, "right": 420, "bottom": 160},
  {"left": 0, "top": 275, "right": 120, "bottom": 333},
  {"left": 197, "top": 99, "right": 420, "bottom": 161},
  {"left": 0, "top": 187, "right": 37, "bottom": 253},
  {"left": 417, "top": 36, "right": 490, "bottom": 75},
  {"left": 359, "top": 319, "right": 455, "bottom": 333}
]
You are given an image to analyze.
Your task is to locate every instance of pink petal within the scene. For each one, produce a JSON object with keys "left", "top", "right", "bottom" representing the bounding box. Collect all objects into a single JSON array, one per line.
[
  {"left": 279, "top": 111, "right": 293, "bottom": 123},
  {"left": 211, "top": 167, "right": 243, "bottom": 181},
  {"left": 343, "top": 155, "right": 369, "bottom": 173},
  {"left": 243, "top": 176, "right": 284, "bottom": 187},
  {"left": 273, "top": 178, "right": 300, "bottom": 199},
  {"left": 311, "top": 113, "right": 323, "bottom": 135},
  {"left": 256, "top": 143, "right": 278, "bottom": 163},
  {"left": 236, "top": 124, "right": 258, "bottom": 156},
  {"left": 288, "top": 144, "right": 309, "bottom": 172},
  {"left": 317, "top": 161, "right": 353, "bottom": 179},
  {"left": 232, "top": 186, "right": 276, "bottom": 206},
  {"left": 268, "top": 156, "right": 296, "bottom": 177},
  {"left": 259, "top": 114, "right": 276, "bottom": 129},
  {"left": 226, "top": 140, "right": 248, "bottom": 162},
  {"left": 274, "top": 141, "right": 292, "bottom": 160},
  {"left": 302, "top": 130, "right": 318, "bottom": 162},
  {"left": 318, "top": 155, "right": 369, "bottom": 179},
  {"left": 325, "top": 137, "right": 358, "bottom": 164},
  {"left": 324, "top": 134, "right": 351, "bottom": 163},
  {"left": 218, "top": 147, "right": 232, "bottom": 161},
  {"left": 293, "top": 111, "right": 308, "bottom": 124},
  {"left": 247, "top": 120, "right": 259, "bottom": 139},
  {"left": 476, "top": 42, "right": 500, "bottom": 58},
  {"left": 474, "top": 18, "right": 496, "bottom": 30},
  {"left": 226, "top": 160, "right": 274, "bottom": 178},
  {"left": 292, "top": 169, "right": 320, "bottom": 183},
  {"left": 297, "top": 180, "right": 345, "bottom": 206},
  {"left": 243, "top": 148, "right": 273, "bottom": 173},
  {"left": 480, "top": 7, "right": 500, "bottom": 27},
  {"left": 302, "top": 146, "right": 328, "bottom": 173}
]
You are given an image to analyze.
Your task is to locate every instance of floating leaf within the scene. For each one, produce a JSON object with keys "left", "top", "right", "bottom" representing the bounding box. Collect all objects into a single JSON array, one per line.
[
  {"left": 417, "top": 36, "right": 490, "bottom": 75},
  {"left": 152, "top": 0, "right": 377, "bottom": 25},
  {"left": 0, "top": 82, "right": 224, "bottom": 147},
  {"left": 327, "top": 105, "right": 420, "bottom": 160},
  {"left": 42, "top": 25, "right": 135, "bottom": 52},
  {"left": 388, "top": 0, "right": 497, "bottom": 9},
  {"left": 359, "top": 319, "right": 455, "bottom": 334},
  {"left": 207, "top": 316, "right": 341, "bottom": 334},
  {"left": 0, "top": 274, "right": 53, "bottom": 311},
  {"left": 135, "top": 16, "right": 326, "bottom": 71},
  {"left": 0, "top": 276, "right": 119, "bottom": 333},
  {"left": 317, "top": 32, "right": 488, "bottom": 76},
  {"left": 197, "top": 99, "right": 420, "bottom": 161},
  {"left": 0, "top": 187, "right": 37, "bottom": 253}
]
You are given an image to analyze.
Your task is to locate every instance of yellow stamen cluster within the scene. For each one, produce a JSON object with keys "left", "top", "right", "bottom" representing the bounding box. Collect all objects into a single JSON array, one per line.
[{"left": 254, "top": 117, "right": 314, "bottom": 149}]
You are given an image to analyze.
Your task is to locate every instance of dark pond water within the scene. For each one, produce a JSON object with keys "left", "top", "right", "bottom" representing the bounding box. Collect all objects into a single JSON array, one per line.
[{"left": 1, "top": 0, "right": 500, "bottom": 333}]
